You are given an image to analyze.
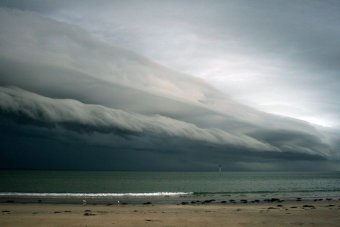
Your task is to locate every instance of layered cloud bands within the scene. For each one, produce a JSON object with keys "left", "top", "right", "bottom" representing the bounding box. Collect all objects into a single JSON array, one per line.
[
  {"left": 0, "top": 8, "right": 339, "bottom": 170},
  {"left": 0, "top": 86, "right": 275, "bottom": 151}
]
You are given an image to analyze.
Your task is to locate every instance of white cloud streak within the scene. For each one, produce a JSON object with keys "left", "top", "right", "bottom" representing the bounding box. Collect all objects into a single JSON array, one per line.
[
  {"left": 0, "top": 7, "right": 338, "bottom": 165},
  {"left": 31, "top": 0, "right": 340, "bottom": 128},
  {"left": 0, "top": 86, "right": 277, "bottom": 151}
]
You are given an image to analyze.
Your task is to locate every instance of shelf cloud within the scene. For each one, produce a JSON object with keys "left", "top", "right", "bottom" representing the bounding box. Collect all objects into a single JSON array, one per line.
[{"left": 0, "top": 6, "right": 339, "bottom": 170}]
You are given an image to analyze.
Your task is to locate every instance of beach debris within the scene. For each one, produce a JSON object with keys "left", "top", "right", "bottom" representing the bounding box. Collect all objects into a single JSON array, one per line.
[
  {"left": 6, "top": 200, "right": 14, "bottom": 203},
  {"left": 221, "top": 200, "right": 227, "bottom": 204},
  {"left": 326, "top": 198, "right": 332, "bottom": 201},
  {"left": 296, "top": 198, "right": 302, "bottom": 201},
  {"left": 240, "top": 199, "right": 248, "bottom": 203},
  {"left": 327, "top": 204, "right": 335, "bottom": 207},
  {"left": 302, "top": 205, "right": 315, "bottom": 209},
  {"left": 264, "top": 198, "right": 281, "bottom": 203},
  {"left": 251, "top": 200, "right": 260, "bottom": 203},
  {"left": 143, "top": 202, "right": 152, "bottom": 205},
  {"left": 54, "top": 211, "right": 61, "bottom": 213},
  {"left": 267, "top": 207, "right": 277, "bottom": 209},
  {"left": 2, "top": 210, "right": 10, "bottom": 213},
  {"left": 181, "top": 202, "right": 188, "bottom": 205},
  {"left": 64, "top": 210, "right": 72, "bottom": 213},
  {"left": 271, "top": 198, "right": 280, "bottom": 202},
  {"left": 202, "top": 199, "right": 215, "bottom": 204},
  {"left": 83, "top": 209, "right": 95, "bottom": 216},
  {"left": 290, "top": 206, "right": 297, "bottom": 208}
]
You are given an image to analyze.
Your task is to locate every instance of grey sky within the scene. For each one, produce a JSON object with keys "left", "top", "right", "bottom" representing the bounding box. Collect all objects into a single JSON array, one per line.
[
  {"left": 2, "top": 0, "right": 338, "bottom": 127},
  {"left": 0, "top": 1, "right": 339, "bottom": 170}
]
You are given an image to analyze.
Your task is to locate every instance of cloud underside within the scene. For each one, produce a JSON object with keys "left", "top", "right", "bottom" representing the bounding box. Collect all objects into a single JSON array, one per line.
[
  {"left": 0, "top": 86, "right": 335, "bottom": 170},
  {"left": 0, "top": 8, "right": 339, "bottom": 170},
  {"left": 0, "top": 86, "right": 276, "bottom": 151}
]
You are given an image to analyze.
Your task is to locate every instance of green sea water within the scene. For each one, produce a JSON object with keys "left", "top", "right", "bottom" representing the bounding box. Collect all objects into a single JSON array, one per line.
[{"left": 0, "top": 171, "right": 339, "bottom": 198}]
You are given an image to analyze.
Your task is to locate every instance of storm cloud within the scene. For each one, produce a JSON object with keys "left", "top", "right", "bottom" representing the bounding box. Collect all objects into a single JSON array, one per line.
[
  {"left": 0, "top": 86, "right": 277, "bottom": 151},
  {"left": 2, "top": 0, "right": 338, "bottom": 127},
  {"left": 0, "top": 5, "right": 339, "bottom": 170}
]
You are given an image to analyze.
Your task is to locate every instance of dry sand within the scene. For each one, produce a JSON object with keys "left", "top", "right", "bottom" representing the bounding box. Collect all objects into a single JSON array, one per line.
[{"left": 1, "top": 201, "right": 340, "bottom": 226}]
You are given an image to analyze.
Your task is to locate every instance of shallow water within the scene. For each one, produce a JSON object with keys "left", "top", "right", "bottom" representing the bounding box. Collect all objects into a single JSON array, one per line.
[{"left": 0, "top": 171, "right": 339, "bottom": 203}]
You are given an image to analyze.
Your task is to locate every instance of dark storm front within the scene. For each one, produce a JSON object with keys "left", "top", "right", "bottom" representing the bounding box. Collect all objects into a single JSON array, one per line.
[{"left": 0, "top": 171, "right": 339, "bottom": 204}]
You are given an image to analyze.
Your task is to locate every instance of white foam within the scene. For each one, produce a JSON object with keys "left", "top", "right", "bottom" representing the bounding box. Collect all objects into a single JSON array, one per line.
[{"left": 0, "top": 192, "right": 192, "bottom": 197}]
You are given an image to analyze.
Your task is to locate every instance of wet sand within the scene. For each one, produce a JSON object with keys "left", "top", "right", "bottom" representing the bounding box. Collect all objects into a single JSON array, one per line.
[{"left": 1, "top": 200, "right": 340, "bottom": 226}]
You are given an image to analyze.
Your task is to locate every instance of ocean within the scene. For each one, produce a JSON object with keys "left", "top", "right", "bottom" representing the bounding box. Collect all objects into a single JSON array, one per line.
[{"left": 0, "top": 171, "right": 339, "bottom": 204}]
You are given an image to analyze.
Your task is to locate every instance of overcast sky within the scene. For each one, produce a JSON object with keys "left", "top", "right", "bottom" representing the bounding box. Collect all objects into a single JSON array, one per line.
[
  {"left": 2, "top": 0, "right": 339, "bottom": 127},
  {"left": 0, "top": 0, "right": 339, "bottom": 170}
]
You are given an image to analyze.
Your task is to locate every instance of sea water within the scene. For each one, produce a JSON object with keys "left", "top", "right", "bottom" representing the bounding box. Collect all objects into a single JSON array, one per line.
[{"left": 0, "top": 171, "right": 339, "bottom": 204}]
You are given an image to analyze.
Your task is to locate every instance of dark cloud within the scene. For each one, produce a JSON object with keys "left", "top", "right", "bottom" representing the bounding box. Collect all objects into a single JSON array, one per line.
[
  {"left": 0, "top": 86, "right": 276, "bottom": 151},
  {"left": 0, "top": 115, "right": 333, "bottom": 171},
  {"left": 11, "top": 0, "right": 337, "bottom": 127},
  {"left": 249, "top": 129, "right": 333, "bottom": 157},
  {"left": 0, "top": 85, "right": 337, "bottom": 170},
  {"left": 0, "top": 7, "right": 339, "bottom": 171}
]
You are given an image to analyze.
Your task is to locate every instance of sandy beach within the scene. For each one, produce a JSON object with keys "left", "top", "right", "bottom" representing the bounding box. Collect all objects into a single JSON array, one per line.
[{"left": 1, "top": 201, "right": 339, "bottom": 227}]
